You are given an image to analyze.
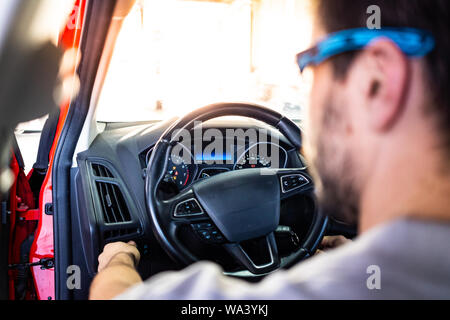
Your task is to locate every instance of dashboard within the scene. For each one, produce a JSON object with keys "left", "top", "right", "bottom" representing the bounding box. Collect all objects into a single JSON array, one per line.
[{"left": 72, "top": 117, "right": 307, "bottom": 289}]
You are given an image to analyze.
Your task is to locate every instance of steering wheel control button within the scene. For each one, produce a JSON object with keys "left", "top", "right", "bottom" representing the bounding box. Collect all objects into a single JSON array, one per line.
[
  {"left": 191, "top": 222, "right": 225, "bottom": 244},
  {"left": 174, "top": 198, "right": 204, "bottom": 217},
  {"left": 280, "top": 174, "right": 309, "bottom": 193},
  {"left": 212, "top": 232, "right": 224, "bottom": 242},
  {"left": 192, "top": 222, "right": 213, "bottom": 229}
]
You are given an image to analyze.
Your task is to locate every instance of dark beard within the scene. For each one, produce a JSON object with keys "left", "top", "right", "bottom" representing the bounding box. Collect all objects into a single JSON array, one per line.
[{"left": 312, "top": 99, "right": 360, "bottom": 225}]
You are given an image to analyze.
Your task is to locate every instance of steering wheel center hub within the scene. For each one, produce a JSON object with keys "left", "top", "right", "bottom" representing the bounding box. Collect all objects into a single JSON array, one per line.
[{"left": 193, "top": 169, "right": 280, "bottom": 243}]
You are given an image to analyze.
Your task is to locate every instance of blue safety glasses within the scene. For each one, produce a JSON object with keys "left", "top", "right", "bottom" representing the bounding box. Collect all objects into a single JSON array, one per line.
[{"left": 296, "top": 27, "right": 435, "bottom": 73}]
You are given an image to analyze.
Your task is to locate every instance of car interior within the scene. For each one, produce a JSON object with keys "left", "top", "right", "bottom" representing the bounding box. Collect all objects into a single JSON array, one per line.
[
  {"left": 63, "top": 0, "right": 358, "bottom": 300},
  {"left": 6, "top": 0, "right": 357, "bottom": 300}
]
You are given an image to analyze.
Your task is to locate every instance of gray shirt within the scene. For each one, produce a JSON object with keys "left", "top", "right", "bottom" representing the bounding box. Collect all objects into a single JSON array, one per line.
[{"left": 116, "top": 218, "right": 450, "bottom": 299}]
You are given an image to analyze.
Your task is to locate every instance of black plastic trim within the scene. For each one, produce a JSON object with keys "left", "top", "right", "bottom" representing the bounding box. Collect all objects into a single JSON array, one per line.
[{"left": 52, "top": 0, "right": 117, "bottom": 300}]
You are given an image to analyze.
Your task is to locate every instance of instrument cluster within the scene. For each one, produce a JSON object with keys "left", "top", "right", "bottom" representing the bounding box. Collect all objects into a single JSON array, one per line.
[{"left": 147, "top": 141, "right": 288, "bottom": 192}]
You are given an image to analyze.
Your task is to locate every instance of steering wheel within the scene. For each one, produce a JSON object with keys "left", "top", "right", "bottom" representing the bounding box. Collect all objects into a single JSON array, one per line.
[{"left": 145, "top": 102, "right": 328, "bottom": 276}]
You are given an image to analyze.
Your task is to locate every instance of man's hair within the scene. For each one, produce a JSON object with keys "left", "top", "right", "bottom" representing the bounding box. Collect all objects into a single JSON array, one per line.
[{"left": 313, "top": 0, "right": 450, "bottom": 154}]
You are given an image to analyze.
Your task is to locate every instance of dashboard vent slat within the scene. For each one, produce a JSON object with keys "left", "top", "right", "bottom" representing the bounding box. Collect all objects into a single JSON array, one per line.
[
  {"left": 104, "top": 228, "right": 140, "bottom": 242},
  {"left": 95, "top": 181, "right": 132, "bottom": 224},
  {"left": 92, "top": 163, "right": 114, "bottom": 178},
  {"left": 109, "top": 183, "right": 127, "bottom": 222}
]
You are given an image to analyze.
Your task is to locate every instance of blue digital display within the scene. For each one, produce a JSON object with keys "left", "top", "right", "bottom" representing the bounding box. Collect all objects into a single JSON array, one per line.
[{"left": 195, "top": 152, "right": 232, "bottom": 162}]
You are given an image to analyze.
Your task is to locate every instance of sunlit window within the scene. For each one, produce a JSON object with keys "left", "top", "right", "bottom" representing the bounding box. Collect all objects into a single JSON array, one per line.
[{"left": 96, "top": 0, "right": 313, "bottom": 122}]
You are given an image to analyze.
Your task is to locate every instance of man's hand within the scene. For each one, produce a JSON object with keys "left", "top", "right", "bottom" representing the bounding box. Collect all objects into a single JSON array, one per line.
[
  {"left": 320, "top": 235, "right": 351, "bottom": 249},
  {"left": 97, "top": 241, "right": 141, "bottom": 272},
  {"left": 90, "top": 241, "right": 143, "bottom": 300},
  {"left": 316, "top": 235, "right": 351, "bottom": 254}
]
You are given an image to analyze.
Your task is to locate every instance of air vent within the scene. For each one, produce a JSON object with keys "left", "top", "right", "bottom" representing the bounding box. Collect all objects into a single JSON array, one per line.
[
  {"left": 104, "top": 228, "right": 140, "bottom": 241},
  {"left": 92, "top": 163, "right": 114, "bottom": 178},
  {"left": 95, "top": 181, "right": 132, "bottom": 224}
]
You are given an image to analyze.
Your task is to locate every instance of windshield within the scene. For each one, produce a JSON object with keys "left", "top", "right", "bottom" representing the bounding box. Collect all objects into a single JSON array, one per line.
[{"left": 96, "top": 0, "right": 313, "bottom": 122}]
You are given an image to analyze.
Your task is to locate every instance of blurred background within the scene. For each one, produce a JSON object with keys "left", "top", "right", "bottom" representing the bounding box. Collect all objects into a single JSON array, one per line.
[
  {"left": 16, "top": 0, "right": 313, "bottom": 171},
  {"left": 96, "top": 0, "right": 313, "bottom": 122}
]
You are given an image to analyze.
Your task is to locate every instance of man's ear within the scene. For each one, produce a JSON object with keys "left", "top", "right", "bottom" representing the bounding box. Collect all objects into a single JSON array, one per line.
[{"left": 360, "top": 39, "right": 410, "bottom": 131}]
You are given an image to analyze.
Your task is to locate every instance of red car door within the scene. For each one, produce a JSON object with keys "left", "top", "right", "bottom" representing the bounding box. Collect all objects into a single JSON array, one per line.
[{"left": 5, "top": 0, "right": 86, "bottom": 300}]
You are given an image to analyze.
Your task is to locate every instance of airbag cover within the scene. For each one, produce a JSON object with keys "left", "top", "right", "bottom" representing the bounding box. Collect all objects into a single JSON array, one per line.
[{"left": 193, "top": 169, "right": 280, "bottom": 242}]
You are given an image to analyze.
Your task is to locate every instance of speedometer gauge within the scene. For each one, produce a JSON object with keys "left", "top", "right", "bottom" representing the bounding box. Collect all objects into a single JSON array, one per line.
[
  {"left": 151, "top": 143, "right": 197, "bottom": 191},
  {"left": 233, "top": 142, "right": 288, "bottom": 170},
  {"left": 164, "top": 154, "right": 191, "bottom": 188},
  {"left": 234, "top": 153, "right": 272, "bottom": 170}
]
